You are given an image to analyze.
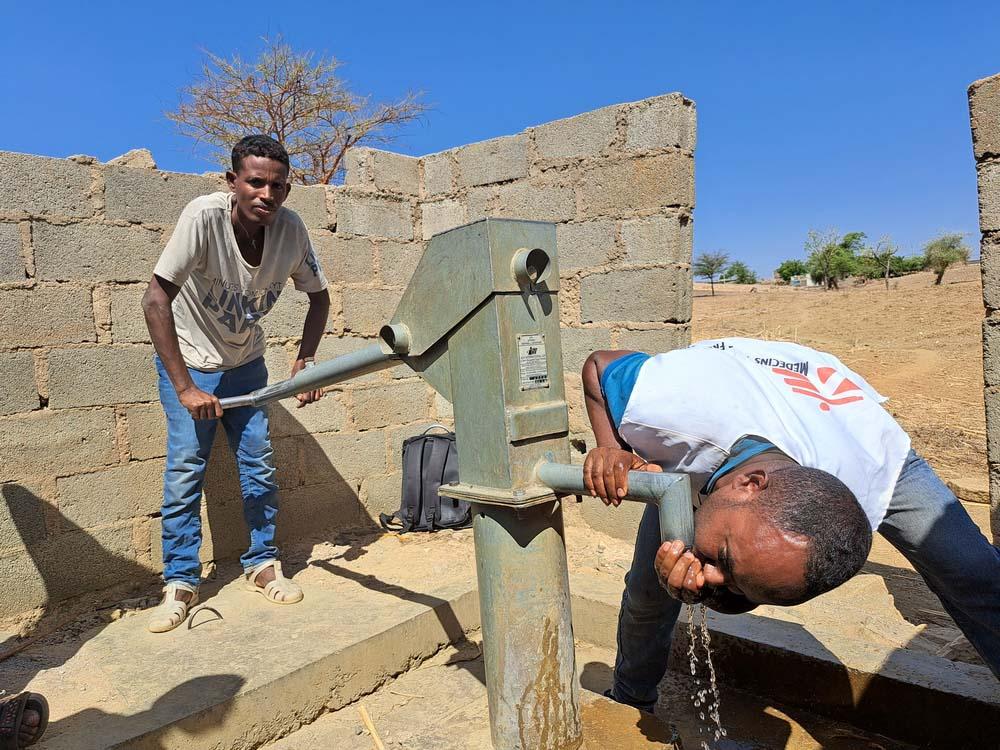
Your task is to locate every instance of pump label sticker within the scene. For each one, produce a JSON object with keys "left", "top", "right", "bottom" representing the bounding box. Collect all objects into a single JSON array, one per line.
[{"left": 518, "top": 334, "right": 549, "bottom": 391}]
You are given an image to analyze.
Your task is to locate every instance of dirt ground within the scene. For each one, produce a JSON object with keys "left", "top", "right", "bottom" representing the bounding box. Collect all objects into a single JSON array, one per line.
[{"left": 691, "top": 264, "right": 986, "bottom": 492}]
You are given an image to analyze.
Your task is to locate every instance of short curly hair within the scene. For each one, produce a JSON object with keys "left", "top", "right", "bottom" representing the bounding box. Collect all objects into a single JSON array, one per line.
[
  {"left": 756, "top": 466, "right": 872, "bottom": 604},
  {"left": 231, "top": 135, "right": 290, "bottom": 174}
]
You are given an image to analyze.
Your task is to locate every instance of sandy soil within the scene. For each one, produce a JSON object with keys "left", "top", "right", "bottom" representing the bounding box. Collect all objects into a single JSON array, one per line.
[{"left": 691, "top": 264, "right": 986, "bottom": 491}]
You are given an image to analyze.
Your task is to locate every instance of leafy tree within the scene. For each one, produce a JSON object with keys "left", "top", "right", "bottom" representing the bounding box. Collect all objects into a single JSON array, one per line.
[
  {"left": 167, "top": 36, "right": 426, "bottom": 184},
  {"left": 722, "top": 261, "right": 758, "bottom": 284},
  {"left": 806, "top": 230, "right": 863, "bottom": 290},
  {"left": 893, "top": 255, "right": 927, "bottom": 274},
  {"left": 923, "top": 233, "right": 970, "bottom": 285},
  {"left": 693, "top": 251, "right": 730, "bottom": 296},
  {"left": 775, "top": 259, "right": 808, "bottom": 283}
]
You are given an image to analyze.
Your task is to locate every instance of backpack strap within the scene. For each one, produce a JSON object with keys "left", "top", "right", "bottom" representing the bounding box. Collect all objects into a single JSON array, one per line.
[{"left": 422, "top": 436, "right": 451, "bottom": 528}]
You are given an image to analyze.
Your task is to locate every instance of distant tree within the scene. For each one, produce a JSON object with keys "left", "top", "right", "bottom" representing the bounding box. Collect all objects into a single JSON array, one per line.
[
  {"left": 864, "top": 235, "right": 901, "bottom": 290},
  {"left": 693, "top": 251, "right": 730, "bottom": 296},
  {"left": 167, "top": 36, "right": 426, "bottom": 184},
  {"left": 775, "top": 259, "right": 808, "bottom": 283},
  {"left": 893, "top": 255, "right": 927, "bottom": 274},
  {"left": 806, "top": 230, "right": 863, "bottom": 290},
  {"left": 923, "top": 233, "right": 970, "bottom": 285},
  {"left": 722, "top": 261, "right": 758, "bottom": 285}
]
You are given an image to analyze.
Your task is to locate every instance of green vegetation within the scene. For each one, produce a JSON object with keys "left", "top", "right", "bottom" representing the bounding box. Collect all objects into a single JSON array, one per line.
[
  {"left": 722, "top": 261, "right": 758, "bottom": 285},
  {"left": 776, "top": 259, "right": 808, "bottom": 283},
  {"left": 923, "top": 233, "right": 970, "bottom": 285},
  {"left": 693, "top": 251, "right": 730, "bottom": 296}
]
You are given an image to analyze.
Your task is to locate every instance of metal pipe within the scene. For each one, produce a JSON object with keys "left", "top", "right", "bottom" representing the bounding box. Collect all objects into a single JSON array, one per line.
[
  {"left": 218, "top": 344, "right": 399, "bottom": 409},
  {"left": 535, "top": 462, "right": 694, "bottom": 546},
  {"left": 472, "top": 500, "right": 583, "bottom": 750}
]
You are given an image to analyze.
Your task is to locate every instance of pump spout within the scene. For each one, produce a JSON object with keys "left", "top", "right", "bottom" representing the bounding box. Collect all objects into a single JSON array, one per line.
[
  {"left": 218, "top": 344, "right": 400, "bottom": 410},
  {"left": 535, "top": 461, "right": 694, "bottom": 546}
]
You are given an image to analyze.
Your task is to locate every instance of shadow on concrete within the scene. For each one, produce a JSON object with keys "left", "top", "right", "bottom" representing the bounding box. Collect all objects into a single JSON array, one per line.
[{"left": 44, "top": 674, "right": 245, "bottom": 750}]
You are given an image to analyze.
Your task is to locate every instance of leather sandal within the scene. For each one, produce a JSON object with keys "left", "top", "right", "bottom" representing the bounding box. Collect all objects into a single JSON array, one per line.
[
  {"left": 0, "top": 692, "right": 48, "bottom": 748},
  {"left": 147, "top": 581, "right": 199, "bottom": 633},
  {"left": 245, "top": 560, "right": 303, "bottom": 604}
]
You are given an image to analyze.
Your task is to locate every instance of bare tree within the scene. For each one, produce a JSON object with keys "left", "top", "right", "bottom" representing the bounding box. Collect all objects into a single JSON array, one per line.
[
  {"left": 167, "top": 37, "right": 426, "bottom": 184},
  {"left": 867, "top": 235, "right": 900, "bottom": 291}
]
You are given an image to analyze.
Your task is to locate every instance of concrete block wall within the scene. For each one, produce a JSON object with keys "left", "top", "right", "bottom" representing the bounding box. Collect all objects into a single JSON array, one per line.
[
  {"left": 971, "top": 73, "right": 1000, "bottom": 544},
  {"left": 0, "top": 91, "right": 695, "bottom": 624}
]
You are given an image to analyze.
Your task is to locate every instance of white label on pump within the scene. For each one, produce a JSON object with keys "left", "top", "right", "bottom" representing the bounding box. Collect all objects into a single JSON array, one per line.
[{"left": 517, "top": 334, "right": 549, "bottom": 391}]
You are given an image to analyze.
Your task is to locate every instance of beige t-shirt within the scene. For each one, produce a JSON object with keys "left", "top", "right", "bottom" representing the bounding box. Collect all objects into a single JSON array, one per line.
[{"left": 153, "top": 192, "right": 328, "bottom": 371}]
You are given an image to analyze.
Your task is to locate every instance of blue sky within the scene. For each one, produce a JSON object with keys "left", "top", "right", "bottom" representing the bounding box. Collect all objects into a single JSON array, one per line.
[{"left": 4, "top": 2, "right": 998, "bottom": 275}]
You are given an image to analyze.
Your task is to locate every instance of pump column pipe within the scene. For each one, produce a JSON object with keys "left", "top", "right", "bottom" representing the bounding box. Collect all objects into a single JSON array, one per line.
[
  {"left": 218, "top": 344, "right": 399, "bottom": 410},
  {"left": 535, "top": 462, "right": 694, "bottom": 546}
]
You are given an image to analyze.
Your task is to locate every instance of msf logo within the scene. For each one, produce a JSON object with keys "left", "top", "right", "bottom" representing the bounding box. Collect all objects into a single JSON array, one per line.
[{"left": 773, "top": 366, "right": 864, "bottom": 412}]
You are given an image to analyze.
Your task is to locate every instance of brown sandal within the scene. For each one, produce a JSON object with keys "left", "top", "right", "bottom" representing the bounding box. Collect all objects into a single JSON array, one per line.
[{"left": 0, "top": 692, "right": 48, "bottom": 749}]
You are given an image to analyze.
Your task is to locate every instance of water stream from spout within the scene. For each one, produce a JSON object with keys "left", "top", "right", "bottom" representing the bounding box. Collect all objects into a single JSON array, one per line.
[{"left": 685, "top": 604, "right": 728, "bottom": 749}]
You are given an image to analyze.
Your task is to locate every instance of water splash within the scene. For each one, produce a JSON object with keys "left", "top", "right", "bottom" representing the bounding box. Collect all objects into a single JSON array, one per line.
[{"left": 685, "top": 604, "right": 728, "bottom": 749}]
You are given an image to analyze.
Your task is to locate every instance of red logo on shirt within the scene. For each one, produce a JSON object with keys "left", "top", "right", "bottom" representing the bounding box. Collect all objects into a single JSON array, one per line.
[{"left": 773, "top": 366, "right": 864, "bottom": 411}]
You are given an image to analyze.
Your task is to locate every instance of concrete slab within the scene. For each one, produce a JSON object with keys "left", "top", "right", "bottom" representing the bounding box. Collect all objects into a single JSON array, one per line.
[
  {"left": 1, "top": 508, "right": 994, "bottom": 750},
  {"left": 265, "top": 641, "right": 911, "bottom": 750}
]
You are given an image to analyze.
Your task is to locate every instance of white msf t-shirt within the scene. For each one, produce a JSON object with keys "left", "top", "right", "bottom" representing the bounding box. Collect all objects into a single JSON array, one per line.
[
  {"left": 154, "top": 192, "right": 328, "bottom": 371},
  {"left": 620, "top": 338, "right": 911, "bottom": 529}
]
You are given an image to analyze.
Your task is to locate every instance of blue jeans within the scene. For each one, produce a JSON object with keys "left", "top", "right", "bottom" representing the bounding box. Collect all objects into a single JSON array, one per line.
[
  {"left": 612, "top": 449, "right": 1000, "bottom": 705},
  {"left": 156, "top": 355, "right": 279, "bottom": 587}
]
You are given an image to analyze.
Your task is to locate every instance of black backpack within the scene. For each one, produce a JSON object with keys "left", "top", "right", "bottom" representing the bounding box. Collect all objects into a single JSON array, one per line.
[{"left": 379, "top": 425, "right": 471, "bottom": 533}]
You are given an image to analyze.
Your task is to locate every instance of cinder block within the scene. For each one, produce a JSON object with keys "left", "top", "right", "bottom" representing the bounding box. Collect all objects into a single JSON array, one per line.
[
  {"left": 379, "top": 241, "right": 423, "bottom": 287},
  {"left": 264, "top": 343, "right": 293, "bottom": 381},
  {"left": 312, "top": 232, "right": 375, "bottom": 283},
  {"left": 0, "top": 151, "right": 94, "bottom": 218},
  {"left": 621, "top": 214, "right": 692, "bottom": 265},
  {"left": 422, "top": 151, "right": 457, "bottom": 197},
  {"left": 387, "top": 421, "right": 440, "bottom": 470},
  {"left": 343, "top": 148, "right": 370, "bottom": 186},
  {"left": 0, "top": 286, "right": 95, "bottom": 348},
  {"left": 104, "top": 166, "right": 220, "bottom": 225},
  {"left": 110, "top": 285, "right": 150, "bottom": 343},
  {"left": 0, "top": 481, "right": 48, "bottom": 551},
  {"left": 351, "top": 380, "right": 430, "bottom": 430},
  {"left": 557, "top": 220, "right": 615, "bottom": 271},
  {"left": 0, "top": 408, "right": 118, "bottom": 483},
  {"left": 41, "top": 524, "right": 145, "bottom": 601},
  {"left": 433, "top": 393, "right": 453, "bottom": 422},
  {"left": 0, "top": 223, "right": 23, "bottom": 281},
  {"left": 33, "top": 221, "right": 163, "bottom": 282},
  {"left": 578, "top": 496, "right": 644, "bottom": 543},
  {"left": 580, "top": 267, "right": 691, "bottom": 324},
  {"left": 560, "top": 327, "right": 613, "bottom": 375},
  {"left": 982, "top": 235, "right": 1000, "bottom": 312},
  {"left": 0, "top": 547, "right": 50, "bottom": 612},
  {"left": 361, "top": 472, "right": 402, "bottom": 520},
  {"left": 336, "top": 190, "right": 414, "bottom": 240},
  {"left": 303, "top": 429, "right": 386, "bottom": 485},
  {"left": 342, "top": 288, "right": 402, "bottom": 336},
  {"left": 273, "top": 434, "right": 302, "bottom": 489},
  {"left": 988, "top": 387, "right": 1000, "bottom": 464},
  {"left": 970, "top": 73, "right": 1000, "bottom": 160},
  {"left": 625, "top": 94, "right": 697, "bottom": 153},
  {"left": 532, "top": 105, "right": 619, "bottom": 161},
  {"left": 57, "top": 459, "right": 165, "bottom": 528},
  {"left": 284, "top": 185, "right": 331, "bottom": 229},
  {"left": 466, "top": 187, "right": 494, "bottom": 222},
  {"left": 314, "top": 335, "right": 382, "bottom": 384},
  {"left": 124, "top": 402, "right": 167, "bottom": 460},
  {"left": 456, "top": 135, "right": 529, "bottom": 188},
  {"left": 577, "top": 153, "right": 694, "bottom": 217},
  {"left": 0, "top": 351, "right": 37, "bottom": 416},
  {"left": 615, "top": 326, "right": 690, "bottom": 354},
  {"left": 47, "top": 345, "right": 157, "bottom": 408},
  {"left": 276, "top": 482, "right": 368, "bottom": 544},
  {"left": 268, "top": 394, "right": 349, "bottom": 438},
  {"left": 422, "top": 198, "right": 467, "bottom": 240},
  {"left": 367, "top": 149, "right": 420, "bottom": 196},
  {"left": 259, "top": 284, "right": 317, "bottom": 340},
  {"left": 493, "top": 182, "right": 576, "bottom": 223},
  {"left": 979, "top": 161, "right": 1000, "bottom": 232}
]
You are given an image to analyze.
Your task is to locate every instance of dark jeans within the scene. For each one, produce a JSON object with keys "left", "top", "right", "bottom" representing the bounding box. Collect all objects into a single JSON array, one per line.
[{"left": 612, "top": 450, "right": 1000, "bottom": 705}]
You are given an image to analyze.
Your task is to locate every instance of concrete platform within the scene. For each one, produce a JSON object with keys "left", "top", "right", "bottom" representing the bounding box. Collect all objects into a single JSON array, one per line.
[{"left": 1, "top": 510, "right": 996, "bottom": 749}]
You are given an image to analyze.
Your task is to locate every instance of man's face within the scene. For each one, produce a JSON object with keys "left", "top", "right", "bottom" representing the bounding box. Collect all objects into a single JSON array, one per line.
[
  {"left": 691, "top": 491, "right": 810, "bottom": 605},
  {"left": 226, "top": 155, "right": 291, "bottom": 228}
]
